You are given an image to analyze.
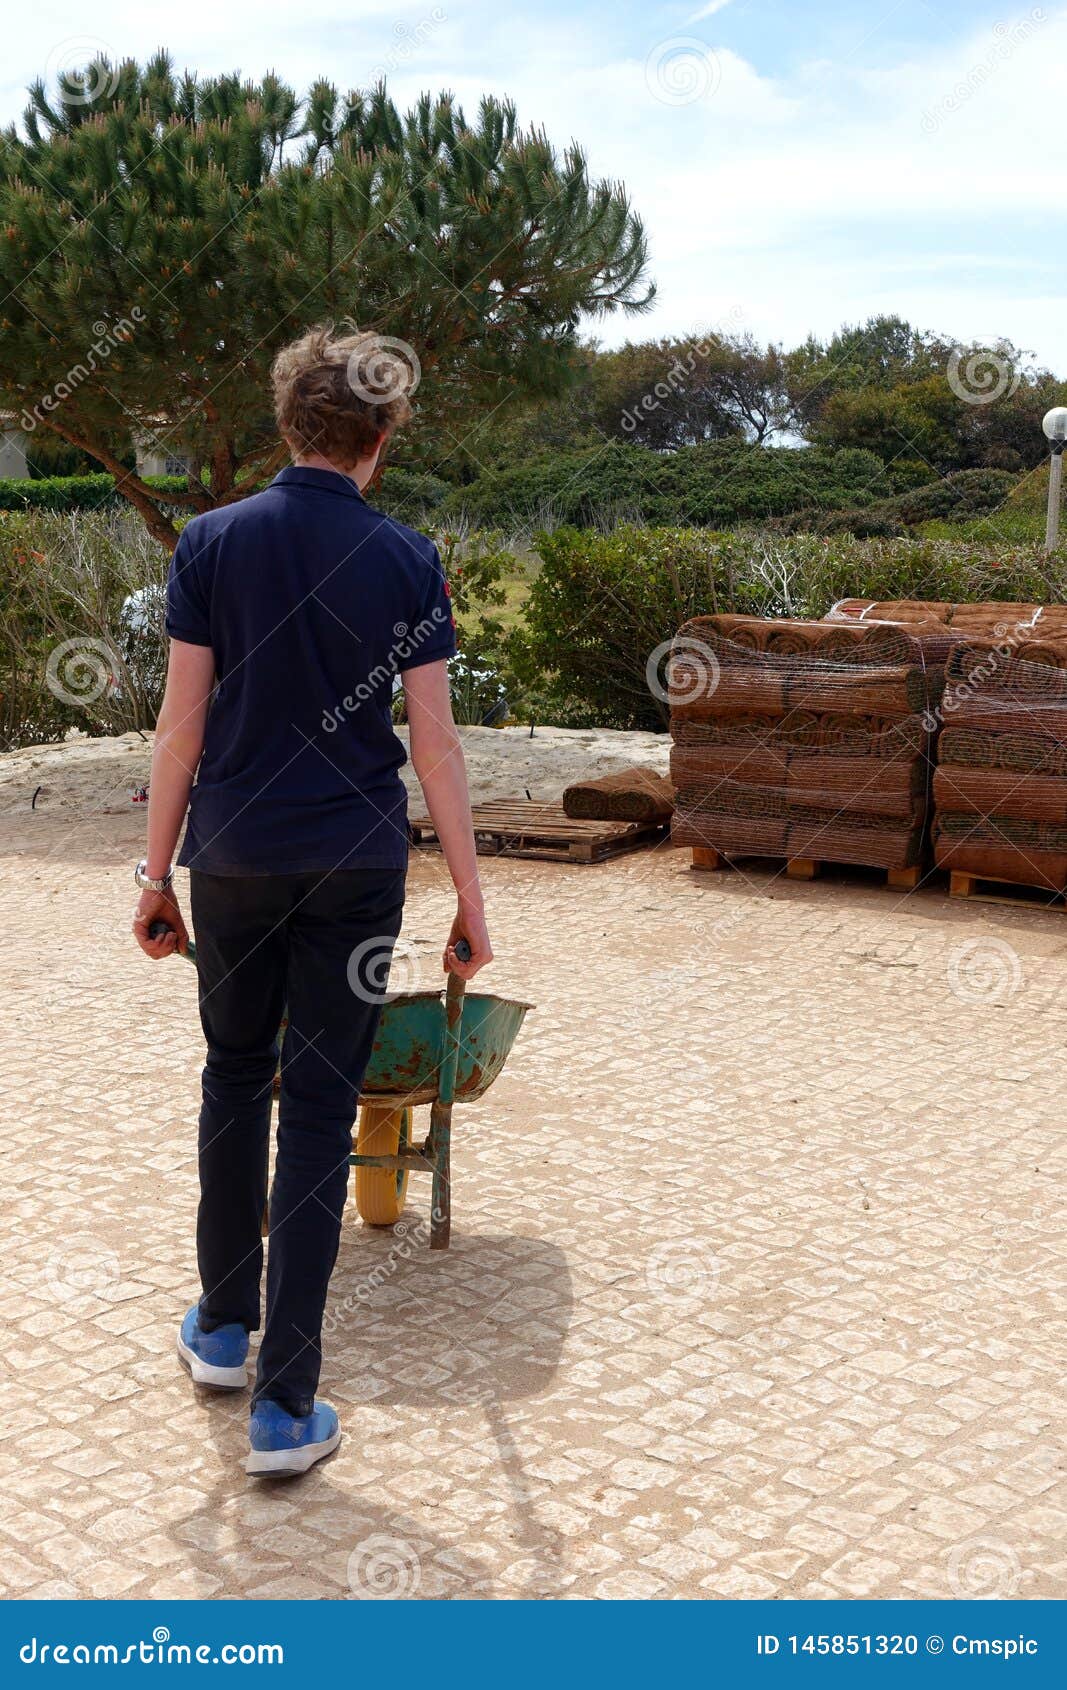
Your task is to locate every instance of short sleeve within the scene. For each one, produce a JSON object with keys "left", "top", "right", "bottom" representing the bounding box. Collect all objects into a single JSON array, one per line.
[
  {"left": 165, "top": 523, "right": 213, "bottom": 647},
  {"left": 398, "top": 543, "right": 458, "bottom": 672}
]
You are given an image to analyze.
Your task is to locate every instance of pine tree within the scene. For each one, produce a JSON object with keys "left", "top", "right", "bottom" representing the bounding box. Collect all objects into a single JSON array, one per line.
[{"left": 0, "top": 53, "right": 653, "bottom": 547}]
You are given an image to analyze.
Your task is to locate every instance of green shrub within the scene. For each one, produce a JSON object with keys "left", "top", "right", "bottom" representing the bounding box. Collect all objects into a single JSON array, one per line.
[
  {"left": 895, "top": 468, "right": 1016, "bottom": 525},
  {"left": 0, "top": 509, "right": 169, "bottom": 747},
  {"left": 917, "top": 464, "right": 1048, "bottom": 543},
  {"left": 776, "top": 470, "right": 1022, "bottom": 542},
  {"left": 515, "top": 526, "right": 1067, "bottom": 730},
  {"left": 918, "top": 510, "right": 1043, "bottom": 543},
  {"left": 772, "top": 505, "right": 906, "bottom": 538},
  {"left": 513, "top": 527, "right": 772, "bottom": 729},
  {"left": 0, "top": 472, "right": 189, "bottom": 512},
  {"left": 373, "top": 468, "right": 451, "bottom": 525},
  {"left": 443, "top": 440, "right": 894, "bottom": 530},
  {"left": 0, "top": 465, "right": 450, "bottom": 528},
  {"left": 884, "top": 458, "right": 940, "bottom": 494}
]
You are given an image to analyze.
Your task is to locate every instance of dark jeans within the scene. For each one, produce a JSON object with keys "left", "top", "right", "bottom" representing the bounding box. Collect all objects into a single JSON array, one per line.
[{"left": 189, "top": 864, "right": 406, "bottom": 1416}]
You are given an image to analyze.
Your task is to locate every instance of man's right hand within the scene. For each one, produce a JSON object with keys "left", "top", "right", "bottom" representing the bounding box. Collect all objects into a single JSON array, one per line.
[
  {"left": 132, "top": 887, "right": 190, "bottom": 958},
  {"left": 444, "top": 900, "right": 492, "bottom": 980}
]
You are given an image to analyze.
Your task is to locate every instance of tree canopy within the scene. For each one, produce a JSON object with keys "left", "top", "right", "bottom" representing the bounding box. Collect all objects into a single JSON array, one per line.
[
  {"left": 471, "top": 313, "right": 1065, "bottom": 490},
  {"left": 0, "top": 52, "right": 653, "bottom": 545}
]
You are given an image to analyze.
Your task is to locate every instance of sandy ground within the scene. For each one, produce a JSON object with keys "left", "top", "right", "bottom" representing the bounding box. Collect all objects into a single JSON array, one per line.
[
  {"left": 0, "top": 725, "right": 671, "bottom": 820},
  {"left": 0, "top": 729, "right": 1064, "bottom": 1600}
]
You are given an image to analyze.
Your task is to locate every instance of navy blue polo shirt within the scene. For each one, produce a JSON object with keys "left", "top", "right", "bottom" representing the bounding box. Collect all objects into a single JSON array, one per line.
[{"left": 165, "top": 466, "right": 456, "bottom": 875}]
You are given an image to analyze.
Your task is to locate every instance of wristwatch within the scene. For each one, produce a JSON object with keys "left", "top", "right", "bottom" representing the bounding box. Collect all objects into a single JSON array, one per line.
[{"left": 134, "top": 859, "right": 174, "bottom": 893}]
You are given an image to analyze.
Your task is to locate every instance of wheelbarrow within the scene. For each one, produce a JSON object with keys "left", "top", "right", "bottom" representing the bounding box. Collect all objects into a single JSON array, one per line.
[{"left": 157, "top": 929, "right": 531, "bottom": 1250}]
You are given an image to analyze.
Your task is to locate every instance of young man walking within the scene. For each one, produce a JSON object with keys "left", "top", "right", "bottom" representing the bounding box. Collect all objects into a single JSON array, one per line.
[{"left": 131, "top": 325, "right": 491, "bottom": 1476}]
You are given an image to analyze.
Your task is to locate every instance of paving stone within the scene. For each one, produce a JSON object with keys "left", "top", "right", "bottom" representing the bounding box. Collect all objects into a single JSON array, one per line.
[{"left": 0, "top": 804, "right": 1064, "bottom": 1598}]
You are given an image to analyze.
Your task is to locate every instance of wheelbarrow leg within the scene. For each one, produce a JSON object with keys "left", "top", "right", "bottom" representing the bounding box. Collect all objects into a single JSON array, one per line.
[
  {"left": 429, "top": 1099, "right": 452, "bottom": 1250},
  {"left": 428, "top": 969, "right": 464, "bottom": 1251}
]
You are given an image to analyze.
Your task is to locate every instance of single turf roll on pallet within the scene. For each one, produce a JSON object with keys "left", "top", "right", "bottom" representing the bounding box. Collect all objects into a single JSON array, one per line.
[
  {"left": 668, "top": 614, "right": 945, "bottom": 887},
  {"left": 562, "top": 766, "right": 675, "bottom": 823}
]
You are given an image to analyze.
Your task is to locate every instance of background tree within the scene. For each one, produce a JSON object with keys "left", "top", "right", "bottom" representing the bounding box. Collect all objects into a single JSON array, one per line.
[
  {"left": 785, "top": 314, "right": 941, "bottom": 431},
  {"left": 588, "top": 334, "right": 789, "bottom": 449},
  {"left": 465, "top": 330, "right": 789, "bottom": 465},
  {"left": 787, "top": 316, "right": 1064, "bottom": 481},
  {"left": 0, "top": 54, "right": 653, "bottom": 547}
]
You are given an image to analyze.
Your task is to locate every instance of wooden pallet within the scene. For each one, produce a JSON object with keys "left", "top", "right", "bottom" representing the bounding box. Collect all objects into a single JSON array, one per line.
[
  {"left": 691, "top": 846, "right": 921, "bottom": 890},
  {"left": 948, "top": 870, "right": 1066, "bottom": 910},
  {"left": 412, "top": 801, "right": 669, "bottom": 864}
]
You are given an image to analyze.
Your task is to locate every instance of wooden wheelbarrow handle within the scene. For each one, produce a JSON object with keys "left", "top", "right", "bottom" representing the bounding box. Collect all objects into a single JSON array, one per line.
[{"left": 150, "top": 926, "right": 473, "bottom": 970}]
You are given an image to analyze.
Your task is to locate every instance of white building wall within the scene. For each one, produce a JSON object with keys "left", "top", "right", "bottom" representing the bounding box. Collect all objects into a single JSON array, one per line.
[{"left": 0, "top": 429, "right": 29, "bottom": 479}]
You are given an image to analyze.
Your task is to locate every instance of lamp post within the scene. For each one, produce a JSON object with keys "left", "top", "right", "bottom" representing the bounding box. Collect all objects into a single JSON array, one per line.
[{"left": 1042, "top": 406, "right": 1067, "bottom": 552}]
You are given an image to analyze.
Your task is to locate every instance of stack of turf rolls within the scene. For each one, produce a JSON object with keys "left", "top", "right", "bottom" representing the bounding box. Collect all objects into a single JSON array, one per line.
[
  {"left": 826, "top": 600, "right": 1067, "bottom": 670},
  {"left": 934, "top": 642, "right": 1067, "bottom": 891},
  {"left": 669, "top": 614, "right": 949, "bottom": 870}
]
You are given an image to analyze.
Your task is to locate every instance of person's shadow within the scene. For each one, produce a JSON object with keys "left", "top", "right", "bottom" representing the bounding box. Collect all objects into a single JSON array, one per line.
[
  {"left": 327, "top": 1225, "right": 574, "bottom": 1598},
  {"left": 166, "top": 1228, "right": 572, "bottom": 1599}
]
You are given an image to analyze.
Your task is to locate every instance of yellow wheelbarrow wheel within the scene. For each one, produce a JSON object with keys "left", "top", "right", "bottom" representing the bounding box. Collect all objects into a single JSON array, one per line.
[{"left": 354, "top": 1101, "right": 411, "bottom": 1226}]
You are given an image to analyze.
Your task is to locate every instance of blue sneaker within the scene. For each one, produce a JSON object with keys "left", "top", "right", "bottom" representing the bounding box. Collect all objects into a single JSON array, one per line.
[
  {"left": 176, "top": 1306, "right": 249, "bottom": 1390},
  {"left": 245, "top": 1399, "right": 341, "bottom": 1477}
]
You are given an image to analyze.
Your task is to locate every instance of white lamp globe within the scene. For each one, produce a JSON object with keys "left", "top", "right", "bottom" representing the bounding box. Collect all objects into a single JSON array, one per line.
[{"left": 1042, "top": 406, "right": 1067, "bottom": 443}]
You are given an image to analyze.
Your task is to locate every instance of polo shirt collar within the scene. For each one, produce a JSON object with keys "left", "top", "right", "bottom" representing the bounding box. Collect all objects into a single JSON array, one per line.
[{"left": 271, "top": 465, "right": 366, "bottom": 502}]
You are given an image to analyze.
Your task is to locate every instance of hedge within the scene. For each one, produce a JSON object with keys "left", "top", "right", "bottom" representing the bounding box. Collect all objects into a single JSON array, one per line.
[
  {"left": 512, "top": 526, "right": 1067, "bottom": 730},
  {"left": 0, "top": 458, "right": 1022, "bottom": 538},
  {"left": 894, "top": 468, "right": 1017, "bottom": 525},
  {"left": 442, "top": 440, "right": 895, "bottom": 530},
  {"left": 0, "top": 473, "right": 190, "bottom": 512},
  {"left": 772, "top": 469, "right": 1021, "bottom": 541},
  {"left": 0, "top": 466, "right": 449, "bottom": 522},
  {"left": 372, "top": 468, "right": 450, "bottom": 523}
]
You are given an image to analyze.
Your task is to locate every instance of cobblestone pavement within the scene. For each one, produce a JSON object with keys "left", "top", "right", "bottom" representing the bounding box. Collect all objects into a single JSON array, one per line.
[{"left": 1, "top": 799, "right": 1064, "bottom": 1600}]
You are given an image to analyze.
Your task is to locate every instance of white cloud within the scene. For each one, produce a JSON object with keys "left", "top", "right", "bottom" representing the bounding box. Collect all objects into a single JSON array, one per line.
[
  {"left": 1, "top": 2, "right": 1064, "bottom": 364},
  {"left": 686, "top": 0, "right": 735, "bottom": 19}
]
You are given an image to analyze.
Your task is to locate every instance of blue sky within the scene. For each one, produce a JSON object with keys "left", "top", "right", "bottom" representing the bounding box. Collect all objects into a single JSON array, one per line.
[{"left": 3, "top": 1, "right": 1062, "bottom": 368}]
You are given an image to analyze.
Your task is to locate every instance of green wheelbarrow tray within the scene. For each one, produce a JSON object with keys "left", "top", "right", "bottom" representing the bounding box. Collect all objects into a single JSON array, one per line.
[
  {"left": 171, "top": 937, "right": 531, "bottom": 1249},
  {"left": 364, "top": 987, "right": 532, "bottom": 1106},
  {"left": 353, "top": 978, "right": 532, "bottom": 1248}
]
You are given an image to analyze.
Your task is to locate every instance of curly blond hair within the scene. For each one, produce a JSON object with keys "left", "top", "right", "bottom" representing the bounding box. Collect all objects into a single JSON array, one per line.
[{"left": 271, "top": 323, "right": 416, "bottom": 464}]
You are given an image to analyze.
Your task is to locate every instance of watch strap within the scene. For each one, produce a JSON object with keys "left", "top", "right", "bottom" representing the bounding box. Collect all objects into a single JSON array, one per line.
[{"left": 135, "top": 859, "right": 174, "bottom": 893}]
